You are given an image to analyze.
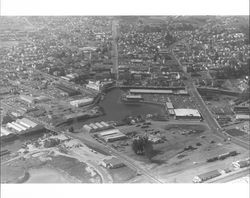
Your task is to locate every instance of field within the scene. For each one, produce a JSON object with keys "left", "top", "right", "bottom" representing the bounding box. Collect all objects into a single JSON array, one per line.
[
  {"left": 115, "top": 121, "right": 249, "bottom": 182},
  {"left": 107, "top": 166, "right": 137, "bottom": 183}
]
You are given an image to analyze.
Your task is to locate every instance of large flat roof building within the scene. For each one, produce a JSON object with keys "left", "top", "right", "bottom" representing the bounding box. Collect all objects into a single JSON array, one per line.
[
  {"left": 130, "top": 89, "right": 173, "bottom": 94},
  {"left": 174, "top": 108, "right": 202, "bottom": 120}
]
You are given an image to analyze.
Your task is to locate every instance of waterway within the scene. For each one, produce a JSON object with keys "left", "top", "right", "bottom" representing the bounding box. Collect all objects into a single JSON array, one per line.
[{"left": 74, "top": 88, "right": 164, "bottom": 127}]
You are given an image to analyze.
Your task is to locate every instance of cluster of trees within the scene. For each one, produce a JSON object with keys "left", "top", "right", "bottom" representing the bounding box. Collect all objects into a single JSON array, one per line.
[{"left": 132, "top": 136, "right": 153, "bottom": 160}]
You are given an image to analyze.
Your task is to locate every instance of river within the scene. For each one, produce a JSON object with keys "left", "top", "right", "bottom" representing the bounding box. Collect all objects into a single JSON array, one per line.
[{"left": 73, "top": 88, "right": 164, "bottom": 127}]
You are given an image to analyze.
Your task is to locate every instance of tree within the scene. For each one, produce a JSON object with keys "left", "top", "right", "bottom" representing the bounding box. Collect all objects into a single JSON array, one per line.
[
  {"left": 132, "top": 136, "right": 153, "bottom": 160},
  {"left": 68, "top": 126, "right": 74, "bottom": 133}
]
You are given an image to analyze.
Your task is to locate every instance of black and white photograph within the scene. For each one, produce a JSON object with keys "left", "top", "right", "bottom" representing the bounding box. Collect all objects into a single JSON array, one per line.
[{"left": 0, "top": 0, "right": 249, "bottom": 198}]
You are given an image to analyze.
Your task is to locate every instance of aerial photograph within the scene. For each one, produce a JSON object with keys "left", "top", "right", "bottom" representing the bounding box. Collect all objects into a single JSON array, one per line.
[{"left": 0, "top": 15, "right": 249, "bottom": 184}]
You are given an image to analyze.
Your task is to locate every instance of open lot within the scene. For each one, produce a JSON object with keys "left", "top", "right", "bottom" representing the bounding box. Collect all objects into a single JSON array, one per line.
[{"left": 113, "top": 121, "right": 249, "bottom": 182}]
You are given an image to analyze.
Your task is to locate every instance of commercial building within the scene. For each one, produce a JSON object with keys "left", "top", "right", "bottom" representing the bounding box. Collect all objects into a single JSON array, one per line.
[
  {"left": 174, "top": 108, "right": 202, "bottom": 120},
  {"left": 70, "top": 97, "right": 94, "bottom": 107},
  {"left": 193, "top": 170, "right": 221, "bottom": 183}
]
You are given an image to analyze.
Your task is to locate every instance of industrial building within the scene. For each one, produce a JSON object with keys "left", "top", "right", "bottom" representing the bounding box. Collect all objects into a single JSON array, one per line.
[
  {"left": 70, "top": 97, "right": 94, "bottom": 107},
  {"left": 130, "top": 89, "right": 173, "bottom": 94},
  {"left": 4, "top": 118, "right": 42, "bottom": 136},
  {"left": 98, "top": 128, "right": 127, "bottom": 142},
  {"left": 174, "top": 108, "right": 202, "bottom": 120},
  {"left": 193, "top": 170, "right": 221, "bottom": 183},
  {"left": 82, "top": 121, "right": 112, "bottom": 133}
]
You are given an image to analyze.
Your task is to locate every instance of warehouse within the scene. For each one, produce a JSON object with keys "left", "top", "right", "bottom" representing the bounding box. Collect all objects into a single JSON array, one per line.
[
  {"left": 102, "top": 133, "right": 127, "bottom": 142},
  {"left": 193, "top": 170, "right": 221, "bottom": 183},
  {"left": 98, "top": 128, "right": 127, "bottom": 142},
  {"left": 70, "top": 97, "right": 94, "bottom": 107},
  {"left": 95, "top": 122, "right": 104, "bottom": 128},
  {"left": 6, "top": 123, "right": 22, "bottom": 132},
  {"left": 99, "top": 129, "right": 121, "bottom": 137},
  {"left": 82, "top": 121, "right": 113, "bottom": 133},
  {"left": 5, "top": 118, "right": 38, "bottom": 134},
  {"left": 19, "top": 118, "right": 37, "bottom": 128},
  {"left": 11, "top": 122, "right": 27, "bottom": 131},
  {"left": 100, "top": 121, "right": 109, "bottom": 127},
  {"left": 130, "top": 89, "right": 173, "bottom": 94},
  {"left": 82, "top": 124, "right": 93, "bottom": 133},
  {"left": 174, "top": 109, "right": 202, "bottom": 120},
  {"left": 235, "top": 114, "right": 250, "bottom": 121}
]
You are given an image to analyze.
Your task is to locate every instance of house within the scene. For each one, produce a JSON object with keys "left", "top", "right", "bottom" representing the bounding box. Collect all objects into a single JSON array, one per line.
[{"left": 101, "top": 157, "right": 125, "bottom": 169}]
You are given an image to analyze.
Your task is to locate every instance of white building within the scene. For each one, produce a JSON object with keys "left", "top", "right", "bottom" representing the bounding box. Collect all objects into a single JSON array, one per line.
[
  {"left": 235, "top": 114, "right": 250, "bottom": 121},
  {"left": 86, "top": 80, "right": 113, "bottom": 92},
  {"left": 70, "top": 97, "right": 94, "bottom": 107},
  {"left": 174, "top": 109, "right": 202, "bottom": 120}
]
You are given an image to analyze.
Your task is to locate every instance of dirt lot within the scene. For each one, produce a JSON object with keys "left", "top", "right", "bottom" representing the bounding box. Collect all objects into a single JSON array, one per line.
[{"left": 107, "top": 166, "right": 137, "bottom": 183}]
